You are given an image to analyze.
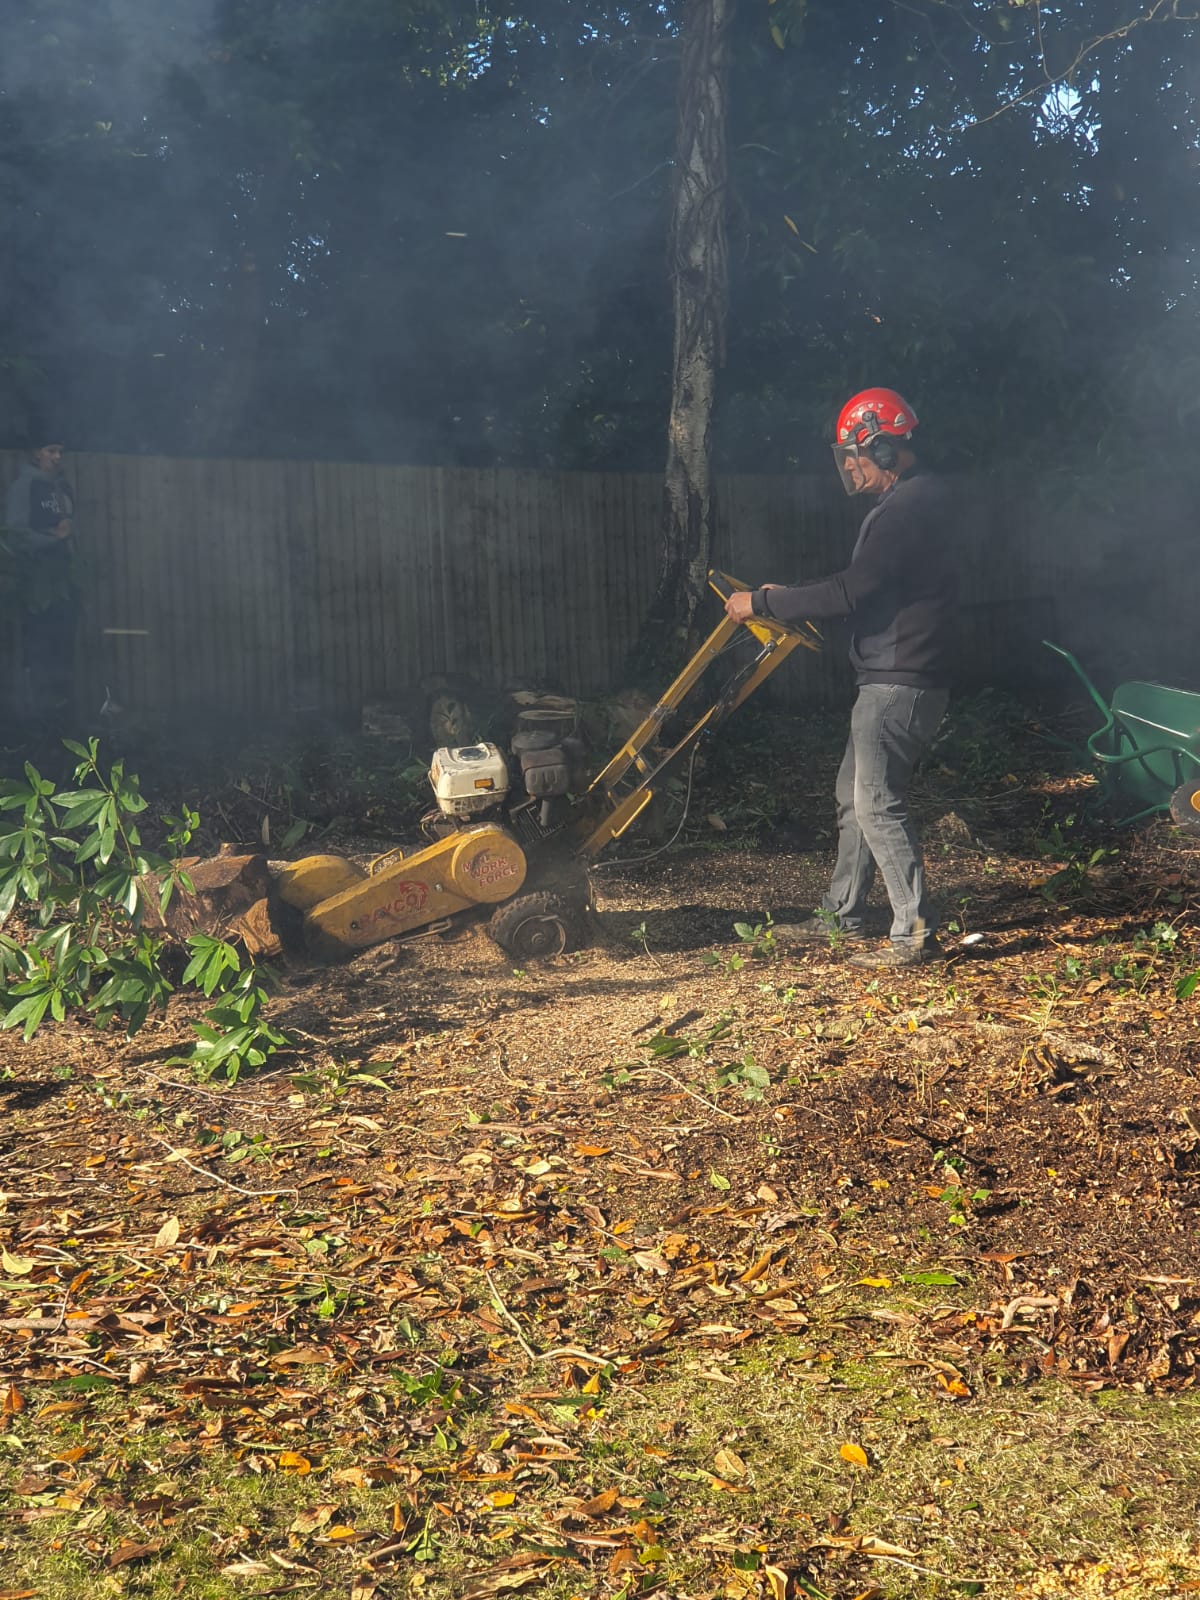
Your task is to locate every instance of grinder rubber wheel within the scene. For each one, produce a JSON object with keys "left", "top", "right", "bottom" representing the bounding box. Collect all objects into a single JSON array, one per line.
[
  {"left": 1169, "top": 778, "right": 1200, "bottom": 832},
  {"left": 487, "top": 891, "right": 588, "bottom": 959}
]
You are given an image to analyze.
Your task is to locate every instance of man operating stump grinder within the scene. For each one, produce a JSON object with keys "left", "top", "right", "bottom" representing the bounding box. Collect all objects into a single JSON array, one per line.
[{"left": 724, "top": 387, "right": 957, "bottom": 969}]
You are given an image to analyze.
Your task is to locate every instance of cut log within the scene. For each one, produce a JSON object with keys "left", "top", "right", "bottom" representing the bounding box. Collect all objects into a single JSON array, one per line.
[
  {"left": 140, "top": 853, "right": 276, "bottom": 946},
  {"left": 235, "top": 896, "right": 285, "bottom": 961}
]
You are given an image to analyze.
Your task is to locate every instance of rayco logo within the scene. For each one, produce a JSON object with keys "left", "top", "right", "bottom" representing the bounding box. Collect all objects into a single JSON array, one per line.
[
  {"left": 467, "top": 850, "right": 520, "bottom": 886},
  {"left": 350, "top": 882, "right": 429, "bottom": 929}
]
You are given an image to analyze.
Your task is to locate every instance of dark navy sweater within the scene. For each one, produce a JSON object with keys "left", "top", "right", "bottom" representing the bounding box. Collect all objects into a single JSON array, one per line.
[{"left": 751, "top": 466, "right": 958, "bottom": 690}]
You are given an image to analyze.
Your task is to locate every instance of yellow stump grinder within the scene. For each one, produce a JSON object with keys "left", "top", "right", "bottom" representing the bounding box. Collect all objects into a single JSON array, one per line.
[{"left": 216, "top": 573, "right": 819, "bottom": 963}]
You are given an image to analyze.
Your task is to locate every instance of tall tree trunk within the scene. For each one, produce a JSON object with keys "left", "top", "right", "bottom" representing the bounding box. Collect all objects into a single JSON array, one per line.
[{"left": 636, "top": 0, "right": 733, "bottom": 672}]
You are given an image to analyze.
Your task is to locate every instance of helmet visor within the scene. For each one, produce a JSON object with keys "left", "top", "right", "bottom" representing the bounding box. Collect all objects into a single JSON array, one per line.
[{"left": 832, "top": 442, "right": 870, "bottom": 496}]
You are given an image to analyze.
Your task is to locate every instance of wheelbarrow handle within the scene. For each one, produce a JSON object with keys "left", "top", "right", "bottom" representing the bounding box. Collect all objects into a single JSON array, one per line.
[{"left": 1042, "top": 640, "right": 1116, "bottom": 729}]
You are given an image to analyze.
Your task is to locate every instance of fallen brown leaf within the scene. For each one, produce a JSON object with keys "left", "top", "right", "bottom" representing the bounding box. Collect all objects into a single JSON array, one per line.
[
  {"left": 269, "top": 1347, "right": 333, "bottom": 1367},
  {"left": 289, "top": 1503, "right": 337, "bottom": 1535},
  {"left": 859, "top": 1536, "right": 918, "bottom": 1558},
  {"left": 936, "top": 1372, "right": 972, "bottom": 1398},
  {"left": 106, "top": 1539, "right": 163, "bottom": 1568},
  {"left": 153, "top": 1216, "right": 181, "bottom": 1250},
  {"left": 579, "top": 1487, "right": 619, "bottom": 1518},
  {"left": 460, "top": 1553, "right": 555, "bottom": 1600},
  {"left": 739, "top": 1250, "right": 774, "bottom": 1283},
  {"left": 36, "top": 1400, "right": 85, "bottom": 1419}
]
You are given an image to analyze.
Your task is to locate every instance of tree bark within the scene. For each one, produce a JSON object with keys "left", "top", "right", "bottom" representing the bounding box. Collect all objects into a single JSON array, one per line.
[{"left": 637, "top": 0, "right": 733, "bottom": 671}]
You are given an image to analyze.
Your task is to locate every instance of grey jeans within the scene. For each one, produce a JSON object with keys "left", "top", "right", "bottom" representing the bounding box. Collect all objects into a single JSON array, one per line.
[{"left": 822, "top": 683, "right": 948, "bottom": 948}]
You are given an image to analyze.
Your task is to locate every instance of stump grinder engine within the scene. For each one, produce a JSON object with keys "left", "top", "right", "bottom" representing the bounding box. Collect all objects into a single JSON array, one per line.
[{"left": 266, "top": 573, "right": 820, "bottom": 962}]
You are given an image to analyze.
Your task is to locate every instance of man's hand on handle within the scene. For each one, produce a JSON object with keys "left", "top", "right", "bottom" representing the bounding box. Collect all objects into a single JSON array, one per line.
[{"left": 724, "top": 584, "right": 780, "bottom": 625}]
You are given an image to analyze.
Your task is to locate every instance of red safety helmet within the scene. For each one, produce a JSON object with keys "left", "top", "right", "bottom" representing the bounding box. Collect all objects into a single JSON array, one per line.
[{"left": 832, "top": 387, "right": 918, "bottom": 494}]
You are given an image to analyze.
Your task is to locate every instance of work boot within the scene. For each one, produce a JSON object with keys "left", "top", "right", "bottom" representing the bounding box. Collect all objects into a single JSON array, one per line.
[
  {"left": 772, "top": 916, "right": 867, "bottom": 946},
  {"left": 848, "top": 939, "right": 944, "bottom": 970}
]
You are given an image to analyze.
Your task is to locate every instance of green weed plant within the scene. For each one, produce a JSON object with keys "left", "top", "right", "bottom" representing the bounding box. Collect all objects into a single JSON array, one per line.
[{"left": 0, "top": 738, "right": 289, "bottom": 1080}]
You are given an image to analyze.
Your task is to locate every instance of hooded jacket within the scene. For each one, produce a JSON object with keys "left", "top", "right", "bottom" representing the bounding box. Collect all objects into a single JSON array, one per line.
[{"left": 4, "top": 462, "right": 76, "bottom": 557}]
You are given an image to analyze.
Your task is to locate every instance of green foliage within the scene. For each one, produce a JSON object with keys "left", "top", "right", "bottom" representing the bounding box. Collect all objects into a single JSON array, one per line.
[
  {"left": 397, "top": 1364, "right": 463, "bottom": 1411},
  {"left": 289, "top": 1057, "right": 397, "bottom": 1098},
  {"left": 181, "top": 931, "right": 243, "bottom": 996},
  {"left": 733, "top": 915, "right": 777, "bottom": 956},
  {"left": 1135, "top": 920, "right": 1181, "bottom": 964},
  {"left": 1052, "top": 918, "right": 1194, "bottom": 1001},
  {"left": 713, "top": 1052, "right": 771, "bottom": 1102},
  {"left": 599, "top": 1064, "right": 634, "bottom": 1091},
  {"left": 933, "top": 1155, "right": 991, "bottom": 1227},
  {"left": 940, "top": 1185, "right": 992, "bottom": 1227},
  {"left": 0, "top": 738, "right": 195, "bottom": 1037},
  {"left": 0, "top": 738, "right": 289, "bottom": 1080},
  {"left": 1032, "top": 808, "right": 1118, "bottom": 901},
  {"left": 636, "top": 1015, "right": 769, "bottom": 1101},
  {"left": 945, "top": 896, "right": 973, "bottom": 936},
  {"left": 171, "top": 959, "right": 289, "bottom": 1084},
  {"left": 810, "top": 906, "right": 848, "bottom": 954},
  {"left": 901, "top": 1269, "right": 961, "bottom": 1287},
  {"left": 702, "top": 914, "right": 778, "bottom": 972},
  {"left": 641, "top": 1017, "right": 734, "bottom": 1062}
]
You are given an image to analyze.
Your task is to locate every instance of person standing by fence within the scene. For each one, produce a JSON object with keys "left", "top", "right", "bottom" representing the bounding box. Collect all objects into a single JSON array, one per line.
[
  {"left": 724, "top": 387, "right": 958, "bottom": 968},
  {"left": 4, "top": 431, "right": 79, "bottom": 718}
]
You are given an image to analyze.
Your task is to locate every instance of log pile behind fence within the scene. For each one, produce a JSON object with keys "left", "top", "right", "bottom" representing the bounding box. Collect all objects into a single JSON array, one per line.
[{"left": 1, "top": 448, "right": 1178, "bottom": 720}]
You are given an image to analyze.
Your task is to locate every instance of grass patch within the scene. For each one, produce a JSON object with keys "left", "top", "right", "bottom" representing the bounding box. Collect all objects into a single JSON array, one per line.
[
  {"left": 1, "top": 1382, "right": 486, "bottom": 1600},
  {"left": 4, "top": 1348, "right": 1200, "bottom": 1598},
  {"left": 572, "top": 1350, "right": 1200, "bottom": 1597}
]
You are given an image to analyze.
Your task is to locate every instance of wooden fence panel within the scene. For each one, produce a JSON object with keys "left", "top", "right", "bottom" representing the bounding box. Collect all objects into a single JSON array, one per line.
[
  {"left": 86, "top": 451, "right": 174, "bottom": 715},
  {"left": 714, "top": 473, "right": 862, "bottom": 709},
  {"left": 3, "top": 447, "right": 1189, "bottom": 719}
]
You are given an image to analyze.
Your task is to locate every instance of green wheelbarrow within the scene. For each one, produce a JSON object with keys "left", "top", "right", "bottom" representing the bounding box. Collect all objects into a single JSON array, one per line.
[{"left": 1044, "top": 641, "right": 1200, "bottom": 830}]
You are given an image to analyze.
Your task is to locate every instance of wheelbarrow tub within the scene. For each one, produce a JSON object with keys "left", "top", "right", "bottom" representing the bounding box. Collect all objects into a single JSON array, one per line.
[
  {"left": 1044, "top": 641, "right": 1200, "bottom": 824},
  {"left": 1098, "top": 680, "right": 1200, "bottom": 815}
]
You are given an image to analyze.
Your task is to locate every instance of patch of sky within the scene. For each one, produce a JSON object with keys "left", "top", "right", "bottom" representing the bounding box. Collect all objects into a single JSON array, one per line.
[{"left": 1037, "top": 78, "right": 1100, "bottom": 148}]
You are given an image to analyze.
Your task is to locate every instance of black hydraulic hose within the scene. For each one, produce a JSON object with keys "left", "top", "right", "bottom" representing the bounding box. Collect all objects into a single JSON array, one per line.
[{"left": 587, "top": 735, "right": 705, "bottom": 872}]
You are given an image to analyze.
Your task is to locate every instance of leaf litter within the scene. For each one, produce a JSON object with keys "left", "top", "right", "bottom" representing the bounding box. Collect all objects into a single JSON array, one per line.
[{"left": 2, "top": 716, "right": 1200, "bottom": 1597}]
